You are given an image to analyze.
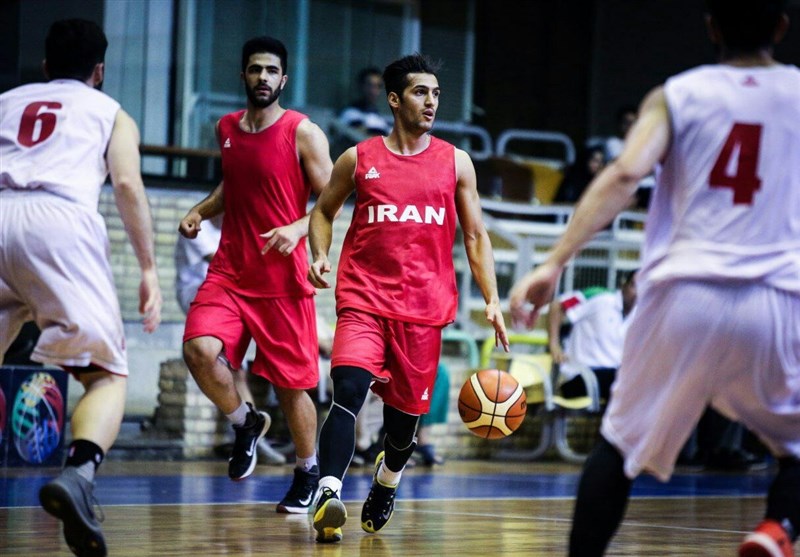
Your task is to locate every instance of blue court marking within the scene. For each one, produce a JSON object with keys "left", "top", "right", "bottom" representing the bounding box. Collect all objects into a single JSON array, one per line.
[{"left": 0, "top": 471, "right": 772, "bottom": 509}]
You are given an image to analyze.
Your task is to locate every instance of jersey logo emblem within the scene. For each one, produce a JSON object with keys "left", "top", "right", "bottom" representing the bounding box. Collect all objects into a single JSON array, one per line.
[
  {"left": 741, "top": 76, "right": 758, "bottom": 87},
  {"left": 365, "top": 166, "right": 380, "bottom": 179},
  {"left": 421, "top": 388, "right": 429, "bottom": 401},
  {"left": 223, "top": 138, "right": 231, "bottom": 148}
]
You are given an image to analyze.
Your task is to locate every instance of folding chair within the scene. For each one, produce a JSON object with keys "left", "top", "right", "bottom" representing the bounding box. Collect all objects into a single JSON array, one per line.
[{"left": 551, "top": 364, "right": 603, "bottom": 463}]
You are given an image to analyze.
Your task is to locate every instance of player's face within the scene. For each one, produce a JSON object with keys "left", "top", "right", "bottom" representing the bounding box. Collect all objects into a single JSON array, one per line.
[
  {"left": 242, "top": 52, "right": 287, "bottom": 109},
  {"left": 396, "top": 73, "right": 440, "bottom": 132}
]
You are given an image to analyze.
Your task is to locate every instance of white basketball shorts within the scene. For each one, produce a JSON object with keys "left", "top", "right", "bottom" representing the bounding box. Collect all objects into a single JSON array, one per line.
[
  {"left": 602, "top": 279, "right": 800, "bottom": 481},
  {"left": 0, "top": 191, "right": 128, "bottom": 375}
]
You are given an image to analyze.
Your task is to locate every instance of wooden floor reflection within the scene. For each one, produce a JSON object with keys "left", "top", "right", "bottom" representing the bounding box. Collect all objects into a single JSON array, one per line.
[{"left": 0, "top": 460, "right": 769, "bottom": 556}]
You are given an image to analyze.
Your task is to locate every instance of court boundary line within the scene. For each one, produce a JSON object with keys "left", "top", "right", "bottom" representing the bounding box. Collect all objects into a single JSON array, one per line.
[{"left": 0, "top": 493, "right": 765, "bottom": 511}]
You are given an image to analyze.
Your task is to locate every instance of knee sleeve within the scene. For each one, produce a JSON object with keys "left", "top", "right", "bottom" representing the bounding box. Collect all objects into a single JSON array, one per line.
[
  {"left": 382, "top": 405, "right": 419, "bottom": 471},
  {"left": 383, "top": 405, "right": 419, "bottom": 448},
  {"left": 330, "top": 366, "right": 373, "bottom": 417},
  {"left": 318, "top": 366, "right": 373, "bottom": 479}
]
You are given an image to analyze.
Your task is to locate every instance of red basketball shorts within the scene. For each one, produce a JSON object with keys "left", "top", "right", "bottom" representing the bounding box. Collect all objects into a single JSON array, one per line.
[
  {"left": 183, "top": 280, "right": 319, "bottom": 389},
  {"left": 331, "top": 308, "right": 443, "bottom": 415}
]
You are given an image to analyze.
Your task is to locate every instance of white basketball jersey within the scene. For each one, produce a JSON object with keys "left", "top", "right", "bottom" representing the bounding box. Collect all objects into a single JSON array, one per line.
[
  {"left": 0, "top": 79, "right": 120, "bottom": 210},
  {"left": 642, "top": 64, "right": 800, "bottom": 294}
]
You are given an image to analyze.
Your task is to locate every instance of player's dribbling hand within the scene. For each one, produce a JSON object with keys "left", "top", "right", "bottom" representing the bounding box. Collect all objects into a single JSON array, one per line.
[
  {"left": 508, "top": 260, "right": 562, "bottom": 330},
  {"left": 178, "top": 211, "right": 202, "bottom": 239},
  {"left": 139, "top": 267, "right": 162, "bottom": 333},
  {"left": 308, "top": 257, "right": 331, "bottom": 289},
  {"left": 485, "top": 301, "right": 510, "bottom": 353}
]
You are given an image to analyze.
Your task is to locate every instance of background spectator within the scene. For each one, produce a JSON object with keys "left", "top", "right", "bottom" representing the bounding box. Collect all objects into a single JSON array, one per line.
[
  {"left": 336, "top": 67, "right": 391, "bottom": 139},
  {"left": 554, "top": 146, "right": 606, "bottom": 204},
  {"left": 548, "top": 271, "right": 638, "bottom": 401}
]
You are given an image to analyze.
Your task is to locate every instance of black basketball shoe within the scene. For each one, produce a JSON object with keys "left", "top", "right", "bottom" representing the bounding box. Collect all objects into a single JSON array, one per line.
[
  {"left": 276, "top": 465, "right": 320, "bottom": 513},
  {"left": 228, "top": 404, "right": 270, "bottom": 481},
  {"left": 313, "top": 486, "right": 346, "bottom": 543},
  {"left": 39, "top": 467, "right": 107, "bottom": 557},
  {"left": 361, "top": 451, "right": 398, "bottom": 533}
]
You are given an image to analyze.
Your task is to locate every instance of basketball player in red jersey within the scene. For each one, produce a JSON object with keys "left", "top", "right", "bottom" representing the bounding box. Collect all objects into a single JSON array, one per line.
[
  {"left": 510, "top": 1, "right": 800, "bottom": 556},
  {"left": 0, "top": 19, "right": 162, "bottom": 557},
  {"left": 307, "top": 53, "right": 510, "bottom": 543},
  {"left": 178, "top": 36, "right": 333, "bottom": 513}
]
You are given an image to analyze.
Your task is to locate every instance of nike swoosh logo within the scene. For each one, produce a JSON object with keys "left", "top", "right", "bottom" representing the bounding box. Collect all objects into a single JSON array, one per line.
[
  {"left": 299, "top": 492, "right": 313, "bottom": 506},
  {"left": 245, "top": 438, "right": 256, "bottom": 457}
]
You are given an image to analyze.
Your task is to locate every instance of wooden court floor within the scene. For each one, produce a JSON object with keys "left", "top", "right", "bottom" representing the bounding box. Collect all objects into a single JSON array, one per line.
[{"left": 1, "top": 460, "right": 772, "bottom": 556}]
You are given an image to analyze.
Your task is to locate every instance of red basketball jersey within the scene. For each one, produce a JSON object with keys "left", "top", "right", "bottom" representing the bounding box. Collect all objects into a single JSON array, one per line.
[
  {"left": 336, "top": 135, "right": 458, "bottom": 326},
  {"left": 208, "top": 109, "right": 315, "bottom": 298}
]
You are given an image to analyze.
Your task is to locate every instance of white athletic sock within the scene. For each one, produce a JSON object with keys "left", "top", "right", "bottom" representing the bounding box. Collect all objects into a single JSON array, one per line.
[
  {"left": 226, "top": 401, "right": 249, "bottom": 427},
  {"left": 296, "top": 452, "right": 318, "bottom": 472},
  {"left": 318, "top": 475, "right": 342, "bottom": 496},
  {"left": 376, "top": 461, "right": 402, "bottom": 487}
]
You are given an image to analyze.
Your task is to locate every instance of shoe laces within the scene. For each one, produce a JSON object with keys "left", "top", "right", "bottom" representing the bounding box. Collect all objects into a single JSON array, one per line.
[
  {"left": 91, "top": 493, "right": 106, "bottom": 523},
  {"left": 365, "top": 482, "right": 395, "bottom": 514},
  {"left": 84, "top": 484, "right": 105, "bottom": 523},
  {"left": 317, "top": 487, "right": 337, "bottom": 507}
]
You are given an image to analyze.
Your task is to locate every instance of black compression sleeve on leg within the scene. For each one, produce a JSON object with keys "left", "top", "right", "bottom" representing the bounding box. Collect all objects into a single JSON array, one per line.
[
  {"left": 318, "top": 366, "right": 374, "bottom": 480},
  {"left": 569, "top": 436, "right": 633, "bottom": 557},
  {"left": 382, "top": 405, "right": 419, "bottom": 472},
  {"left": 766, "top": 457, "right": 800, "bottom": 541}
]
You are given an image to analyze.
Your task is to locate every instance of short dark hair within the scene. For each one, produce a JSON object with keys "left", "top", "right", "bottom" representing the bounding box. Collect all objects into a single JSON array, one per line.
[
  {"left": 357, "top": 67, "right": 382, "bottom": 85},
  {"left": 45, "top": 19, "right": 108, "bottom": 81},
  {"left": 705, "top": 0, "right": 787, "bottom": 51},
  {"left": 382, "top": 53, "right": 441, "bottom": 98},
  {"left": 241, "top": 36, "right": 288, "bottom": 74}
]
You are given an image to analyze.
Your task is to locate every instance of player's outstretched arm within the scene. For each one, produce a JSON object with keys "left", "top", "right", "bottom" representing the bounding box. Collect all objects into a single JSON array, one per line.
[
  {"left": 107, "top": 109, "right": 162, "bottom": 333},
  {"left": 307, "top": 147, "right": 357, "bottom": 289},
  {"left": 454, "top": 149, "right": 509, "bottom": 352},
  {"left": 261, "top": 119, "right": 334, "bottom": 255},
  {"left": 509, "top": 86, "right": 671, "bottom": 328}
]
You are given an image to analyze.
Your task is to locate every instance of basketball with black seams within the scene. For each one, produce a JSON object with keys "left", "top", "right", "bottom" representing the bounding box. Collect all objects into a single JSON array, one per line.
[{"left": 458, "top": 369, "right": 527, "bottom": 439}]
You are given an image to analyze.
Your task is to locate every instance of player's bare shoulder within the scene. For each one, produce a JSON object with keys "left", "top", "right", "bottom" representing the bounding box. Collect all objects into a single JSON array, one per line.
[
  {"left": 296, "top": 117, "right": 331, "bottom": 167},
  {"left": 112, "top": 109, "right": 140, "bottom": 138},
  {"left": 454, "top": 147, "right": 476, "bottom": 183},
  {"left": 296, "top": 118, "right": 330, "bottom": 152},
  {"left": 641, "top": 85, "right": 667, "bottom": 113},
  {"left": 337, "top": 145, "right": 358, "bottom": 166}
]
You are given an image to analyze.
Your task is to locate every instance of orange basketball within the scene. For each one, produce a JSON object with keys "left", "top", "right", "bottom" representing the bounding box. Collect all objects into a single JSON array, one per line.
[{"left": 458, "top": 369, "right": 527, "bottom": 439}]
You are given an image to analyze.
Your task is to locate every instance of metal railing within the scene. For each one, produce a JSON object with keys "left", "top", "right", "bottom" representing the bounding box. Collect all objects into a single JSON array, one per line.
[{"left": 453, "top": 198, "right": 644, "bottom": 334}]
